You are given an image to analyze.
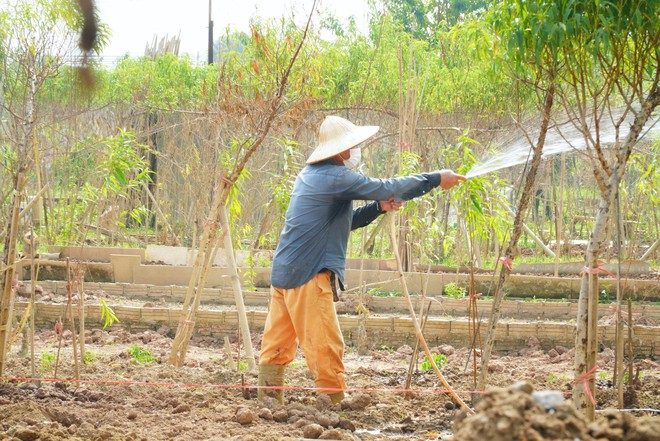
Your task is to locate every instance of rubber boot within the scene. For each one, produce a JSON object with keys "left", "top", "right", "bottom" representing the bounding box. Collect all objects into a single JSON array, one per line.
[
  {"left": 257, "top": 364, "right": 286, "bottom": 404},
  {"left": 328, "top": 391, "right": 345, "bottom": 404}
]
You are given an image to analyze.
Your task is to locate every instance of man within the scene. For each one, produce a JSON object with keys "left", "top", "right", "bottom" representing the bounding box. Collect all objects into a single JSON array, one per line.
[{"left": 258, "top": 115, "right": 466, "bottom": 404}]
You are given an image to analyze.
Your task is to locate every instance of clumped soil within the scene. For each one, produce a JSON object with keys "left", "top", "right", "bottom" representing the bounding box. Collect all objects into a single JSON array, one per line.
[{"left": 1, "top": 326, "right": 658, "bottom": 440}]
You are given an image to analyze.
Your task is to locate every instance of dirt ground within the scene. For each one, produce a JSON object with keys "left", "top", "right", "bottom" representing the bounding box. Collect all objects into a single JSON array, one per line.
[{"left": 1, "top": 319, "right": 659, "bottom": 441}]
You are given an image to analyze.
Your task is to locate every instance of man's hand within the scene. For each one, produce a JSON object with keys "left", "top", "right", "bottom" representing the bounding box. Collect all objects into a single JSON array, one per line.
[
  {"left": 439, "top": 170, "right": 467, "bottom": 190},
  {"left": 379, "top": 199, "right": 404, "bottom": 212}
]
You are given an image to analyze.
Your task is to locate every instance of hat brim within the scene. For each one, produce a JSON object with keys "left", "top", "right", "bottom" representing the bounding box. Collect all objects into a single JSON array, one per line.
[{"left": 306, "top": 125, "right": 379, "bottom": 164}]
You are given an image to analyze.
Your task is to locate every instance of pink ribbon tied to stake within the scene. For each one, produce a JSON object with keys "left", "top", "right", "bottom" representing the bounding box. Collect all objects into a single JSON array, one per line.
[
  {"left": 579, "top": 262, "right": 617, "bottom": 279},
  {"left": 571, "top": 365, "right": 600, "bottom": 406},
  {"left": 497, "top": 256, "right": 514, "bottom": 272},
  {"left": 462, "top": 292, "right": 483, "bottom": 303}
]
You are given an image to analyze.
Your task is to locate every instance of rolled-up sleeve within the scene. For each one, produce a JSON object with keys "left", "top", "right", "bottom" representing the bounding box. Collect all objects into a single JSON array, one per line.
[{"left": 351, "top": 201, "right": 381, "bottom": 230}]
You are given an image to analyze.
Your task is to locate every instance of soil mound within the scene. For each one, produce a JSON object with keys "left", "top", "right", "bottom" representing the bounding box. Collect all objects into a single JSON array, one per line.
[{"left": 453, "top": 383, "right": 659, "bottom": 441}]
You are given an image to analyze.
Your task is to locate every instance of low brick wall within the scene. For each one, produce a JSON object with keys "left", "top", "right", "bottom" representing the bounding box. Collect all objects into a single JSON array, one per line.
[{"left": 15, "top": 302, "right": 658, "bottom": 357}]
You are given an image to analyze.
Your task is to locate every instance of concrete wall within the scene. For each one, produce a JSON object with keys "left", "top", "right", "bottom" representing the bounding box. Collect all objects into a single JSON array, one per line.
[
  {"left": 48, "top": 246, "right": 145, "bottom": 262},
  {"left": 23, "top": 246, "right": 660, "bottom": 301}
]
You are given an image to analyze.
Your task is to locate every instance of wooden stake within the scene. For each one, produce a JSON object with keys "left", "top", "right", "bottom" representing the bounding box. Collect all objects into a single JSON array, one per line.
[
  {"left": 388, "top": 214, "right": 473, "bottom": 414},
  {"left": 404, "top": 299, "right": 431, "bottom": 399},
  {"left": 66, "top": 259, "right": 80, "bottom": 380},
  {"left": 0, "top": 172, "right": 26, "bottom": 376},
  {"left": 615, "top": 193, "right": 624, "bottom": 408},
  {"left": 224, "top": 336, "right": 235, "bottom": 371},
  {"left": 219, "top": 205, "right": 256, "bottom": 371},
  {"left": 554, "top": 154, "right": 565, "bottom": 276},
  {"left": 77, "top": 265, "right": 86, "bottom": 362}
]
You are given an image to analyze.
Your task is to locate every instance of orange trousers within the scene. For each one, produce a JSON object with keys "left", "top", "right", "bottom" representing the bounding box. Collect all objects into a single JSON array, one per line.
[{"left": 259, "top": 271, "right": 346, "bottom": 394}]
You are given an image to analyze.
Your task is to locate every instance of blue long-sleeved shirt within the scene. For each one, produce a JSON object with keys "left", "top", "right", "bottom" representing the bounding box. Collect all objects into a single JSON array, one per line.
[{"left": 270, "top": 159, "right": 441, "bottom": 289}]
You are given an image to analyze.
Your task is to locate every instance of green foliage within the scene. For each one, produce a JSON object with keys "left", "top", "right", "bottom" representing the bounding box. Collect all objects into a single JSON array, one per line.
[
  {"left": 46, "top": 128, "right": 153, "bottom": 241},
  {"left": 105, "top": 54, "right": 217, "bottom": 108},
  {"left": 127, "top": 345, "right": 154, "bottom": 364},
  {"left": 420, "top": 353, "right": 447, "bottom": 371},
  {"left": 443, "top": 282, "right": 465, "bottom": 300},
  {"left": 96, "top": 129, "right": 152, "bottom": 198},
  {"left": 599, "top": 289, "right": 611, "bottom": 304},
  {"left": 83, "top": 351, "right": 96, "bottom": 366},
  {"left": 367, "top": 288, "right": 402, "bottom": 298},
  {"left": 99, "top": 298, "right": 119, "bottom": 329},
  {"left": 40, "top": 351, "right": 56, "bottom": 376},
  {"left": 448, "top": 136, "right": 512, "bottom": 257},
  {"left": 382, "top": 0, "right": 488, "bottom": 43},
  {"left": 241, "top": 255, "right": 258, "bottom": 292},
  {"left": 288, "top": 360, "right": 306, "bottom": 369},
  {"left": 628, "top": 141, "right": 659, "bottom": 242}
]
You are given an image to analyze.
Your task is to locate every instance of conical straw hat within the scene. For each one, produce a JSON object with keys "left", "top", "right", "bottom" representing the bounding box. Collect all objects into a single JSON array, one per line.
[{"left": 306, "top": 116, "right": 379, "bottom": 164}]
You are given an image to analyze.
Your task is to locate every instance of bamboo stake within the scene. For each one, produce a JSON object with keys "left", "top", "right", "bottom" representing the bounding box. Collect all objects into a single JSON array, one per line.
[
  {"left": 76, "top": 265, "right": 86, "bottom": 361},
  {"left": 18, "top": 184, "right": 49, "bottom": 221},
  {"left": 554, "top": 154, "right": 565, "bottom": 276},
  {"left": 0, "top": 172, "right": 26, "bottom": 376},
  {"left": 388, "top": 214, "right": 473, "bottom": 414},
  {"left": 505, "top": 205, "right": 555, "bottom": 258},
  {"left": 357, "top": 228, "right": 369, "bottom": 356},
  {"left": 29, "top": 230, "right": 37, "bottom": 377},
  {"left": 54, "top": 317, "right": 64, "bottom": 378},
  {"left": 639, "top": 238, "right": 659, "bottom": 261},
  {"left": 66, "top": 259, "right": 80, "bottom": 380},
  {"left": 224, "top": 336, "right": 235, "bottom": 371},
  {"left": 626, "top": 299, "right": 633, "bottom": 393},
  {"left": 173, "top": 222, "right": 221, "bottom": 366},
  {"left": 615, "top": 193, "right": 624, "bottom": 408},
  {"left": 404, "top": 299, "right": 431, "bottom": 399},
  {"left": 141, "top": 182, "right": 179, "bottom": 245},
  {"left": 467, "top": 250, "right": 482, "bottom": 389},
  {"left": 219, "top": 205, "right": 256, "bottom": 371}
]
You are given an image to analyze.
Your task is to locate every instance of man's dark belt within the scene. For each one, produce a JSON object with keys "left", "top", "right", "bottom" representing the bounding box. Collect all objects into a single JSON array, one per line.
[{"left": 320, "top": 269, "right": 340, "bottom": 302}]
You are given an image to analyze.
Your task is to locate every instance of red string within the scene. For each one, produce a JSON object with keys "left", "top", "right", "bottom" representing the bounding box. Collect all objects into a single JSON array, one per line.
[
  {"left": 54, "top": 319, "right": 62, "bottom": 337},
  {"left": 462, "top": 293, "right": 483, "bottom": 303},
  {"left": 571, "top": 365, "right": 599, "bottom": 406},
  {"left": 579, "top": 262, "right": 617, "bottom": 280},
  {"left": 608, "top": 305, "right": 640, "bottom": 319},
  {"left": 0, "top": 376, "right": 487, "bottom": 397},
  {"left": 497, "top": 256, "right": 514, "bottom": 272}
]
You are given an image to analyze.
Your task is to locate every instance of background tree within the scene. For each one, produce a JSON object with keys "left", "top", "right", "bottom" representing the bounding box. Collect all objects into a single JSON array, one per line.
[
  {"left": 0, "top": 0, "right": 106, "bottom": 375},
  {"left": 551, "top": 0, "right": 659, "bottom": 419}
]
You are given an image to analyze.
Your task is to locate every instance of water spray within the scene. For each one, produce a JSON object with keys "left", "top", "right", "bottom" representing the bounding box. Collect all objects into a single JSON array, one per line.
[{"left": 465, "top": 111, "right": 660, "bottom": 179}]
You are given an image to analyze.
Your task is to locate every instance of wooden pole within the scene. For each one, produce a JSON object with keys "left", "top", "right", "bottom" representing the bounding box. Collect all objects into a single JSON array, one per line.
[
  {"left": 388, "top": 214, "right": 473, "bottom": 414},
  {"left": 77, "top": 265, "right": 86, "bottom": 362},
  {"left": 207, "top": 0, "right": 214, "bottom": 65},
  {"left": 404, "top": 300, "right": 431, "bottom": 399},
  {"left": 218, "top": 205, "right": 256, "bottom": 371},
  {"left": 554, "top": 154, "right": 565, "bottom": 276},
  {"left": 0, "top": 173, "right": 26, "bottom": 376},
  {"left": 66, "top": 259, "right": 80, "bottom": 380}
]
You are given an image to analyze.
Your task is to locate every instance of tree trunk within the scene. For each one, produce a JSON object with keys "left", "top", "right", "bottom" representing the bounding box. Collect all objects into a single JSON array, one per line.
[
  {"left": 168, "top": 1, "right": 317, "bottom": 366},
  {"left": 573, "top": 85, "right": 660, "bottom": 419},
  {"left": 477, "top": 83, "right": 555, "bottom": 394}
]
